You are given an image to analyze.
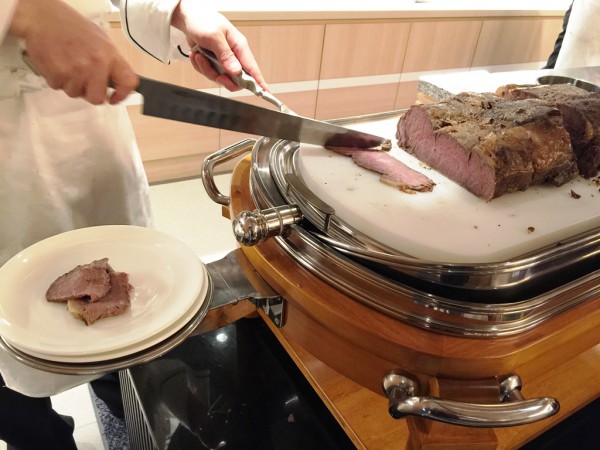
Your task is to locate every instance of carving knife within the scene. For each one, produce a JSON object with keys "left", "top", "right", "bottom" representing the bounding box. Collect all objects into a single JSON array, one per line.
[
  {"left": 134, "top": 76, "right": 388, "bottom": 149},
  {"left": 20, "top": 50, "right": 387, "bottom": 148}
]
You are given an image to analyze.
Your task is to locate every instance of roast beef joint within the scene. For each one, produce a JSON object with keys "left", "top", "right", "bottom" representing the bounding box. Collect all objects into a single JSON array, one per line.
[{"left": 396, "top": 84, "right": 600, "bottom": 200}]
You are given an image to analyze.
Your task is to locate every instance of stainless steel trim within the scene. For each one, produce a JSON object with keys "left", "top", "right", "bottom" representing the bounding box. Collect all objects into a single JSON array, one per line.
[
  {"left": 120, "top": 370, "right": 159, "bottom": 450},
  {"left": 382, "top": 372, "right": 559, "bottom": 427},
  {"left": 284, "top": 173, "right": 335, "bottom": 232},
  {"left": 272, "top": 226, "right": 600, "bottom": 336},
  {"left": 222, "top": 122, "right": 600, "bottom": 336},
  {"left": 198, "top": 110, "right": 600, "bottom": 336},
  {"left": 537, "top": 75, "right": 600, "bottom": 93}
]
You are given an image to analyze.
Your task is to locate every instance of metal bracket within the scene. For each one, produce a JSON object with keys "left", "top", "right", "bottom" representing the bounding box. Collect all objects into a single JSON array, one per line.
[
  {"left": 206, "top": 249, "right": 286, "bottom": 328},
  {"left": 254, "top": 296, "right": 286, "bottom": 328}
]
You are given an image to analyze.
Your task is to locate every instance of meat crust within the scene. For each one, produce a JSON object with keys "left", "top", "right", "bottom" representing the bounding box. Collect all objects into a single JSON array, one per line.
[{"left": 496, "top": 84, "right": 600, "bottom": 178}]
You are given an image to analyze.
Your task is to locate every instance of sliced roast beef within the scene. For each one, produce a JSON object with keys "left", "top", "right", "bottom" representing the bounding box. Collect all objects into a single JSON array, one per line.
[
  {"left": 326, "top": 145, "right": 435, "bottom": 193},
  {"left": 497, "top": 84, "right": 600, "bottom": 178},
  {"left": 396, "top": 93, "right": 577, "bottom": 200},
  {"left": 325, "top": 139, "right": 393, "bottom": 155},
  {"left": 67, "top": 271, "right": 132, "bottom": 326},
  {"left": 351, "top": 151, "right": 435, "bottom": 193},
  {"left": 46, "top": 258, "right": 112, "bottom": 303}
]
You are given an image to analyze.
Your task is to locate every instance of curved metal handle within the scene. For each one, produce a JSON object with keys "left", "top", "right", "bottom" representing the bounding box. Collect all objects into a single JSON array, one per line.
[
  {"left": 201, "top": 139, "right": 256, "bottom": 206},
  {"left": 382, "top": 373, "right": 559, "bottom": 428}
]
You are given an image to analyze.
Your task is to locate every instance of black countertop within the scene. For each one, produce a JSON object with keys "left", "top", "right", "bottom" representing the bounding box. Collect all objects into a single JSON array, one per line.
[{"left": 123, "top": 318, "right": 356, "bottom": 450}]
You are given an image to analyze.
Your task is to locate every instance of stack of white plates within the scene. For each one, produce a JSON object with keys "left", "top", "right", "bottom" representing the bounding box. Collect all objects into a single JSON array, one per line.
[{"left": 0, "top": 226, "right": 212, "bottom": 375}]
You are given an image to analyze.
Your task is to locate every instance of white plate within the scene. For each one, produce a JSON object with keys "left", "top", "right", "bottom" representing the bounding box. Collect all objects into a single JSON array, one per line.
[
  {"left": 0, "top": 225, "right": 207, "bottom": 357},
  {"left": 3, "top": 263, "right": 210, "bottom": 363}
]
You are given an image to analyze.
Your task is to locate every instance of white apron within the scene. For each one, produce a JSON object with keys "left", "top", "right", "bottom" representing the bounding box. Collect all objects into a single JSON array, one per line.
[
  {"left": 0, "top": 1, "right": 153, "bottom": 396},
  {"left": 555, "top": 0, "right": 600, "bottom": 68}
]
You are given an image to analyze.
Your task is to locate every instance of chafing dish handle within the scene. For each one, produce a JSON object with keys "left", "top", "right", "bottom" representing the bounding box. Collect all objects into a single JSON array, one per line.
[
  {"left": 201, "top": 139, "right": 256, "bottom": 206},
  {"left": 382, "top": 373, "right": 559, "bottom": 428},
  {"left": 201, "top": 138, "right": 303, "bottom": 246}
]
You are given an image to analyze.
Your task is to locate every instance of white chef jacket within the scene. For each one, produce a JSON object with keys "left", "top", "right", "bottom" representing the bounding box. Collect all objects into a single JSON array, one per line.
[
  {"left": 0, "top": 0, "right": 184, "bottom": 397},
  {"left": 555, "top": 0, "right": 600, "bottom": 68},
  {"left": 116, "top": 0, "right": 187, "bottom": 63}
]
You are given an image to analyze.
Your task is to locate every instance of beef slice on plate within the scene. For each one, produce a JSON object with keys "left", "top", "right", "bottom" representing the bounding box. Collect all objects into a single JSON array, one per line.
[
  {"left": 46, "top": 258, "right": 113, "bottom": 303},
  {"left": 67, "top": 271, "right": 132, "bottom": 326}
]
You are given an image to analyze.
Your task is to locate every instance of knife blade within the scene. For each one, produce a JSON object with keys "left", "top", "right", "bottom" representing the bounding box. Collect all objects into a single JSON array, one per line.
[{"left": 135, "top": 76, "right": 387, "bottom": 148}]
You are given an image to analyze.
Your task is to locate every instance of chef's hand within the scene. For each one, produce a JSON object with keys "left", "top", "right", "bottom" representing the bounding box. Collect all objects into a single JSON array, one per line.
[
  {"left": 9, "top": 0, "right": 138, "bottom": 105},
  {"left": 171, "top": 1, "right": 269, "bottom": 93}
]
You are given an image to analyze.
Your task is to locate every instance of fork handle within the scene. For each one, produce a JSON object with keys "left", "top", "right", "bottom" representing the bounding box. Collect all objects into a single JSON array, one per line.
[{"left": 195, "top": 47, "right": 263, "bottom": 95}]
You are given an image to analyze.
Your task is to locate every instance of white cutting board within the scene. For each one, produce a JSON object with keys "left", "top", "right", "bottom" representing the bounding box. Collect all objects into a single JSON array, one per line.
[{"left": 296, "top": 117, "right": 600, "bottom": 264}]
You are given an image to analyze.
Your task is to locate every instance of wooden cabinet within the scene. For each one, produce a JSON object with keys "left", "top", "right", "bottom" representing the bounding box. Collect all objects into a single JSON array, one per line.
[
  {"left": 473, "top": 18, "right": 563, "bottom": 67},
  {"left": 315, "top": 22, "right": 410, "bottom": 119},
  {"left": 402, "top": 20, "right": 483, "bottom": 72},
  {"left": 320, "top": 23, "right": 411, "bottom": 78},
  {"left": 106, "top": 10, "right": 565, "bottom": 182},
  {"left": 236, "top": 24, "right": 325, "bottom": 83}
]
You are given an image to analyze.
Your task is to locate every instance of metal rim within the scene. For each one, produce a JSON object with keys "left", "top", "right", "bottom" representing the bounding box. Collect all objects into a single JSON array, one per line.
[
  {"left": 0, "top": 278, "right": 213, "bottom": 375},
  {"left": 537, "top": 75, "right": 600, "bottom": 93}
]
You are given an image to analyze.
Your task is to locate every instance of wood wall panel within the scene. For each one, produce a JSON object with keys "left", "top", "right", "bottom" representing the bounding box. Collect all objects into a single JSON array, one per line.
[
  {"left": 394, "top": 80, "right": 419, "bottom": 110},
  {"left": 235, "top": 24, "right": 325, "bottom": 83},
  {"left": 472, "top": 18, "right": 564, "bottom": 67},
  {"left": 315, "top": 84, "right": 399, "bottom": 120},
  {"left": 402, "top": 20, "right": 483, "bottom": 72},
  {"left": 319, "top": 23, "right": 411, "bottom": 79}
]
